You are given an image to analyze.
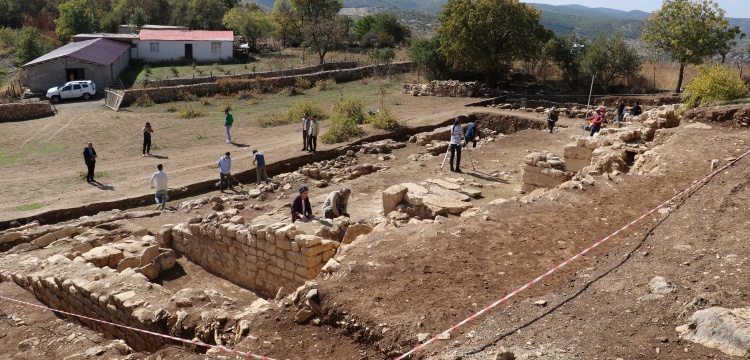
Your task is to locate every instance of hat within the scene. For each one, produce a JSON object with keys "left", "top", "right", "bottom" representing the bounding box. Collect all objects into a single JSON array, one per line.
[
  {"left": 550, "top": 106, "right": 557, "bottom": 112},
  {"left": 340, "top": 187, "right": 351, "bottom": 196},
  {"left": 596, "top": 107, "right": 604, "bottom": 113},
  {"left": 298, "top": 185, "right": 309, "bottom": 193}
]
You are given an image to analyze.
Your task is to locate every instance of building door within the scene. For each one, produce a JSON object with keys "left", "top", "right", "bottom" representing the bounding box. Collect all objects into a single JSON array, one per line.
[
  {"left": 66, "top": 68, "right": 85, "bottom": 82},
  {"left": 185, "top": 44, "right": 193, "bottom": 60}
]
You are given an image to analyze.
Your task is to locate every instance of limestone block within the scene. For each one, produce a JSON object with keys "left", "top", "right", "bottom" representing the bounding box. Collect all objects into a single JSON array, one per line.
[
  {"left": 0, "top": 232, "right": 22, "bottom": 244},
  {"left": 230, "top": 215, "right": 245, "bottom": 224},
  {"left": 300, "top": 242, "right": 333, "bottom": 257},
  {"left": 382, "top": 184, "right": 408, "bottom": 214},
  {"left": 236, "top": 229, "right": 249, "bottom": 242},
  {"left": 53, "top": 226, "right": 77, "bottom": 240},
  {"left": 82, "top": 246, "right": 125, "bottom": 268},
  {"left": 294, "top": 234, "right": 322, "bottom": 247},
  {"left": 321, "top": 259, "right": 340, "bottom": 274},
  {"left": 459, "top": 187, "right": 482, "bottom": 198},
  {"left": 30, "top": 232, "right": 57, "bottom": 248},
  {"left": 429, "top": 185, "right": 470, "bottom": 202},
  {"left": 422, "top": 194, "right": 473, "bottom": 215},
  {"left": 155, "top": 225, "right": 173, "bottom": 248},
  {"left": 139, "top": 264, "right": 159, "bottom": 280},
  {"left": 277, "top": 239, "right": 293, "bottom": 251},
  {"left": 404, "top": 191, "right": 424, "bottom": 206},
  {"left": 425, "top": 178, "right": 460, "bottom": 190},
  {"left": 342, "top": 224, "right": 373, "bottom": 244},
  {"left": 286, "top": 251, "right": 322, "bottom": 268},
  {"left": 117, "top": 257, "right": 140, "bottom": 272},
  {"left": 139, "top": 245, "right": 160, "bottom": 267},
  {"left": 295, "top": 265, "right": 319, "bottom": 279},
  {"left": 275, "top": 224, "right": 296, "bottom": 240}
]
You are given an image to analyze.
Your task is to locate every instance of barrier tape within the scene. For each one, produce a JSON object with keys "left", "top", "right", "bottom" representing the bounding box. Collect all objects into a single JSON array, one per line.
[
  {"left": 396, "top": 150, "right": 750, "bottom": 359},
  {"left": 0, "top": 294, "right": 276, "bottom": 360}
]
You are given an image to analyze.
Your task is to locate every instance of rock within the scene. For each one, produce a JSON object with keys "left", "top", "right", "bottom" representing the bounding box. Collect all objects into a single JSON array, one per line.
[
  {"left": 321, "top": 259, "right": 341, "bottom": 273},
  {"left": 139, "top": 263, "right": 160, "bottom": 280},
  {"left": 30, "top": 232, "right": 57, "bottom": 247},
  {"left": 155, "top": 225, "right": 173, "bottom": 248},
  {"left": 649, "top": 276, "right": 677, "bottom": 294},
  {"left": 677, "top": 307, "right": 750, "bottom": 357},
  {"left": 82, "top": 246, "right": 125, "bottom": 268},
  {"left": 417, "top": 333, "right": 430, "bottom": 342},
  {"left": 84, "top": 346, "right": 107, "bottom": 357},
  {"left": 382, "top": 184, "right": 408, "bottom": 214},
  {"left": 139, "top": 245, "right": 160, "bottom": 267},
  {"left": 422, "top": 194, "right": 473, "bottom": 215},
  {"left": 116, "top": 257, "right": 140, "bottom": 272},
  {"left": 429, "top": 185, "right": 470, "bottom": 202},
  {"left": 425, "top": 178, "right": 461, "bottom": 190},
  {"left": 212, "top": 202, "right": 224, "bottom": 211},
  {"left": 294, "top": 308, "right": 315, "bottom": 323},
  {"left": 342, "top": 224, "right": 373, "bottom": 244},
  {"left": 459, "top": 187, "right": 482, "bottom": 198},
  {"left": 0, "top": 231, "right": 22, "bottom": 244}
]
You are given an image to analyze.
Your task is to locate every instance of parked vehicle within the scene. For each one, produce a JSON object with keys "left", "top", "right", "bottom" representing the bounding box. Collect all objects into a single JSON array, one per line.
[{"left": 46, "top": 80, "right": 97, "bottom": 103}]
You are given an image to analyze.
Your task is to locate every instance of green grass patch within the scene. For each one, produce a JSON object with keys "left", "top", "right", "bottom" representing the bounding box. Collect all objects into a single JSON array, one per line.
[
  {"left": 178, "top": 105, "right": 208, "bottom": 119},
  {"left": 14, "top": 203, "right": 43, "bottom": 211},
  {"left": 28, "top": 142, "right": 65, "bottom": 155},
  {"left": 257, "top": 100, "right": 327, "bottom": 128},
  {"left": 0, "top": 152, "right": 24, "bottom": 166},
  {"left": 76, "top": 171, "right": 108, "bottom": 181}
]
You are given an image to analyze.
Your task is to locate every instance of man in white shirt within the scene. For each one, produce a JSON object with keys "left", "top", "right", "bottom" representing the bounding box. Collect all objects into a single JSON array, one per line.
[
  {"left": 301, "top": 113, "right": 310, "bottom": 151},
  {"left": 218, "top": 152, "right": 232, "bottom": 192},
  {"left": 449, "top": 117, "right": 465, "bottom": 173},
  {"left": 149, "top": 164, "right": 168, "bottom": 211}
]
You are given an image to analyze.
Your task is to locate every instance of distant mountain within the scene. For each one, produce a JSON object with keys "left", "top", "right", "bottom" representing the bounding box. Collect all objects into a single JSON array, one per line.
[{"left": 529, "top": 3, "right": 649, "bottom": 39}]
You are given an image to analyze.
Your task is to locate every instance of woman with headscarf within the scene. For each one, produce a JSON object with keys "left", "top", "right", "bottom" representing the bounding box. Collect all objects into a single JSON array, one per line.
[{"left": 291, "top": 185, "right": 313, "bottom": 222}]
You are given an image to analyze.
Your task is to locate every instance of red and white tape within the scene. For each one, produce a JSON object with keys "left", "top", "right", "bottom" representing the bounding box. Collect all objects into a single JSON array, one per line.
[
  {"left": 0, "top": 294, "right": 276, "bottom": 360},
  {"left": 396, "top": 150, "right": 750, "bottom": 359}
]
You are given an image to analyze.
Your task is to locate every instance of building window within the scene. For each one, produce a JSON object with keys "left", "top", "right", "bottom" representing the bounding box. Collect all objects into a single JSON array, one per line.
[
  {"left": 150, "top": 43, "right": 159, "bottom": 53},
  {"left": 211, "top": 42, "right": 221, "bottom": 54}
]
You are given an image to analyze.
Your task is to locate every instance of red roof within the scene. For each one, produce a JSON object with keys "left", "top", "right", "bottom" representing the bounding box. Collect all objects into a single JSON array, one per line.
[{"left": 139, "top": 29, "right": 234, "bottom": 41}]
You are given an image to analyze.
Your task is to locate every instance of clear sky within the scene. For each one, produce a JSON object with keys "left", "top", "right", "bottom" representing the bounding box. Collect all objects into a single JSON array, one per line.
[{"left": 522, "top": 1, "right": 750, "bottom": 18}]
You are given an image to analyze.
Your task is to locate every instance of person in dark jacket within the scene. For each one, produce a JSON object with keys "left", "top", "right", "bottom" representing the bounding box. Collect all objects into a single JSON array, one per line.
[
  {"left": 464, "top": 118, "right": 478, "bottom": 147},
  {"left": 143, "top": 122, "right": 153, "bottom": 156},
  {"left": 83, "top": 142, "right": 97, "bottom": 183},
  {"left": 546, "top": 107, "right": 559, "bottom": 133},
  {"left": 291, "top": 185, "right": 313, "bottom": 222}
]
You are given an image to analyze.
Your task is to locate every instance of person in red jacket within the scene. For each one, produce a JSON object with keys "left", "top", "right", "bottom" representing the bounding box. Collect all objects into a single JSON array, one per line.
[{"left": 590, "top": 107, "right": 606, "bottom": 136}]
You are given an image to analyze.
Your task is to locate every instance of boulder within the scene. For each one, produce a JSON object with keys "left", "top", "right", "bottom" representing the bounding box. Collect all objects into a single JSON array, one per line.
[
  {"left": 382, "top": 184, "right": 408, "bottom": 214},
  {"left": 422, "top": 194, "right": 473, "bottom": 215},
  {"left": 30, "top": 232, "right": 57, "bottom": 248},
  {"left": 342, "top": 224, "right": 373, "bottom": 244},
  {"left": 429, "top": 185, "right": 470, "bottom": 202},
  {"left": 82, "top": 246, "right": 125, "bottom": 268},
  {"left": 0, "top": 231, "right": 22, "bottom": 244},
  {"left": 677, "top": 307, "right": 750, "bottom": 357}
]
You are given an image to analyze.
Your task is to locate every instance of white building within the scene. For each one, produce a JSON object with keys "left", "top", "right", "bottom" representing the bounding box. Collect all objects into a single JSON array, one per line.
[{"left": 135, "top": 29, "right": 234, "bottom": 62}]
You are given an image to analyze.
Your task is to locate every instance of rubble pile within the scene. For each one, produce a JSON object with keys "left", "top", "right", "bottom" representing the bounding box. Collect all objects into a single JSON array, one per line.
[
  {"left": 299, "top": 152, "right": 388, "bottom": 182},
  {"left": 401, "top": 80, "right": 494, "bottom": 97}
]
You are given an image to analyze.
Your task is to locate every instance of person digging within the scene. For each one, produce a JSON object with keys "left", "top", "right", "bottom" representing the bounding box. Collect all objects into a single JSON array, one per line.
[{"left": 322, "top": 188, "right": 351, "bottom": 219}]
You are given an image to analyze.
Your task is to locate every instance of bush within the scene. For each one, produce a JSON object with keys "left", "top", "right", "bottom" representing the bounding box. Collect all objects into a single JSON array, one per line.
[
  {"left": 315, "top": 78, "right": 337, "bottom": 91},
  {"left": 295, "top": 77, "right": 312, "bottom": 89},
  {"left": 221, "top": 100, "right": 233, "bottom": 111},
  {"left": 200, "top": 96, "right": 211, "bottom": 106},
  {"left": 177, "top": 105, "right": 208, "bottom": 118},
  {"left": 237, "top": 90, "right": 253, "bottom": 99},
  {"left": 133, "top": 94, "right": 154, "bottom": 107},
  {"left": 178, "top": 90, "right": 198, "bottom": 101},
  {"left": 366, "top": 107, "right": 402, "bottom": 130},
  {"left": 683, "top": 65, "right": 748, "bottom": 108},
  {"left": 165, "top": 103, "right": 177, "bottom": 112},
  {"left": 257, "top": 100, "right": 327, "bottom": 128},
  {"left": 321, "top": 96, "right": 367, "bottom": 144}
]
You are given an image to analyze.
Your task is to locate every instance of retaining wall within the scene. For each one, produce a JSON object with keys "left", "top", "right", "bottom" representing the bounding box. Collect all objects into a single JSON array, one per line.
[
  {"left": 171, "top": 221, "right": 338, "bottom": 297},
  {"left": 143, "top": 62, "right": 358, "bottom": 87},
  {"left": 122, "top": 62, "right": 414, "bottom": 106},
  {"left": 0, "top": 101, "right": 54, "bottom": 122}
]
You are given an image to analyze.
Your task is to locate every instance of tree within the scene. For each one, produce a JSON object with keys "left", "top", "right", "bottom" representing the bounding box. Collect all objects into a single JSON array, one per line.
[
  {"left": 580, "top": 33, "right": 642, "bottom": 89},
  {"left": 547, "top": 34, "right": 587, "bottom": 89},
  {"left": 56, "top": 0, "right": 95, "bottom": 43},
  {"left": 290, "top": 0, "right": 342, "bottom": 26},
  {"left": 437, "top": 0, "right": 552, "bottom": 85},
  {"left": 223, "top": 6, "right": 275, "bottom": 49},
  {"left": 186, "top": 0, "right": 228, "bottom": 30},
  {"left": 303, "top": 16, "right": 346, "bottom": 64},
  {"left": 371, "top": 14, "right": 410, "bottom": 45},
  {"left": 408, "top": 35, "right": 454, "bottom": 81},
  {"left": 353, "top": 15, "right": 374, "bottom": 39},
  {"left": 128, "top": 7, "right": 150, "bottom": 31},
  {"left": 642, "top": 0, "right": 744, "bottom": 93},
  {"left": 15, "top": 26, "right": 53, "bottom": 64},
  {"left": 271, "top": 0, "right": 298, "bottom": 46}
]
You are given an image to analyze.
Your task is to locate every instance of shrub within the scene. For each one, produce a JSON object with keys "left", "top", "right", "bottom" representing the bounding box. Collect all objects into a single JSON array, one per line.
[
  {"left": 258, "top": 100, "right": 327, "bottom": 128},
  {"left": 177, "top": 105, "right": 207, "bottom": 119},
  {"left": 165, "top": 103, "right": 177, "bottom": 112},
  {"left": 221, "top": 100, "right": 233, "bottom": 111},
  {"left": 295, "top": 77, "right": 312, "bottom": 89},
  {"left": 200, "top": 96, "right": 211, "bottom": 106},
  {"left": 315, "top": 78, "right": 337, "bottom": 91},
  {"left": 683, "top": 65, "right": 748, "bottom": 108},
  {"left": 144, "top": 64, "right": 151, "bottom": 75},
  {"left": 178, "top": 90, "right": 198, "bottom": 101},
  {"left": 366, "top": 107, "right": 402, "bottom": 130},
  {"left": 237, "top": 90, "right": 253, "bottom": 99},
  {"left": 278, "top": 87, "right": 303, "bottom": 96},
  {"left": 170, "top": 66, "right": 179, "bottom": 76},
  {"left": 133, "top": 94, "right": 154, "bottom": 107},
  {"left": 321, "top": 96, "right": 367, "bottom": 143}
]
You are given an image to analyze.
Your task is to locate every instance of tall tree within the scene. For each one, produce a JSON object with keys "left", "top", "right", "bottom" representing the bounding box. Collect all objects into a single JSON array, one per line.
[
  {"left": 15, "top": 26, "right": 54, "bottom": 64},
  {"left": 303, "top": 16, "right": 346, "bottom": 64},
  {"left": 128, "top": 7, "right": 150, "bottom": 31},
  {"left": 437, "top": 0, "right": 552, "bottom": 85},
  {"left": 223, "top": 5, "right": 275, "bottom": 49},
  {"left": 186, "top": 0, "right": 228, "bottom": 30},
  {"left": 546, "top": 34, "right": 587, "bottom": 89},
  {"left": 581, "top": 32, "right": 641, "bottom": 89},
  {"left": 641, "top": 0, "right": 744, "bottom": 93},
  {"left": 408, "top": 35, "right": 454, "bottom": 81},
  {"left": 271, "top": 0, "right": 298, "bottom": 46},
  {"left": 55, "top": 0, "right": 95, "bottom": 43}
]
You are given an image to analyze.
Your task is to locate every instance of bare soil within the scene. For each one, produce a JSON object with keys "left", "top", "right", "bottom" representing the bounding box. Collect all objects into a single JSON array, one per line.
[{"left": 2, "top": 91, "right": 750, "bottom": 360}]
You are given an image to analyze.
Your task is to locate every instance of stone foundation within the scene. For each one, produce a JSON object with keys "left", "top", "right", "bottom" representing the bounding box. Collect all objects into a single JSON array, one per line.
[{"left": 0, "top": 101, "right": 55, "bottom": 122}]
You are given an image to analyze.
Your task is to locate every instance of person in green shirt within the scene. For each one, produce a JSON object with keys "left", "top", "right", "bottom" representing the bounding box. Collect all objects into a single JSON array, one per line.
[{"left": 224, "top": 109, "right": 234, "bottom": 143}]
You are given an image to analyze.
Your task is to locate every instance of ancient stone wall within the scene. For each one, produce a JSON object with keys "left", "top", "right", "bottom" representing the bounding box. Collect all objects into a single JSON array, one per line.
[
  {"left": 122, "top": 62, "right": 414, "bottom": 106},
  {"left": 143, "top": 62, "right": 358, "bottom": 87},
  {"left": 0, "top": 101, "right": 54, "bottom": 122},
  {"left": 402, "top": 80, "right": 495, "bottom": 98},
  {"left": 171, "top": 220, "right": 338, "bottom": 297},
  {"left": 522, "top": 152, "right": 573, "bottom": 192}
]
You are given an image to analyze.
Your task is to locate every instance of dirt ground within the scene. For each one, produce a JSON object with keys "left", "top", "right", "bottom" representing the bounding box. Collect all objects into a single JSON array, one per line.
[{"left": 2, "top": 88, "right": 750, "bottom": 360}]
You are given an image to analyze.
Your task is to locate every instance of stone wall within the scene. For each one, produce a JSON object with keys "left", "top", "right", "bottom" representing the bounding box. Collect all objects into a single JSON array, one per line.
[
  {"left": 521, "top": 152, "right": 573, "bottom": 192},
  {"left": 402, "top": 80, "right": 495, "bottom": 97},
  {"left": 171, "top": 218, "right": 340, "bottom": 297},
  {"left": 0, "top": 101, "right": 54, "bottom": 122},
  {"left": 142, "top": 62, "right": 358, "bottom": 87},
  {"left": 122, "top": 62, "right": 414, "bottom": 106}
]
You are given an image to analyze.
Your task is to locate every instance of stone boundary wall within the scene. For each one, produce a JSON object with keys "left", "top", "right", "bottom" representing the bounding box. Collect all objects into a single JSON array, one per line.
[
  {"left": 122, "top": 62, "right": 414, "bottom": 106},
  {"left": 143, "top": 62, "right": 358, "bottom": 87},
  {"left": 0, "top": 255, "right": 172, "bottom": 352},
  {"left": 468, "top": 95, "right": 683, "bottom": 109},
  {"left": 402, "top": 80, "right": 496, "bottom": 98},
  {"left": 171, "top": 221, "right": 338, "bottom": 297},
  {"left": 0, "top": 101, "right": 54, "bottom": 122}
]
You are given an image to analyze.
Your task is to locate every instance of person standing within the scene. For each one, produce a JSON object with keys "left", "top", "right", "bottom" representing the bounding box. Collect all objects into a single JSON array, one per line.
[
  {"left": 217, "top": 152, "right": 232, "bottom": 192},
  {"left": 83, "top": 142, "right": 97, "bottom": 183},
  {"left": 291, "top": 185, "right": 313, "bottom": 222},
  {"left": 149, "top": 164, "right": 168, "bottom": 211},
  {"left": 301, "top": 113, "right": 310, "bottom": 151},
  {"left": 307, "top": 115, "right": 319, "bottom": 153},
  {"left": 449, "top": 117, "right": 465, "bottom": 173},
  {"left": 616, "top": 101, "right": 626, "bottom": 123},
  {"left": 546, "top": 107, "right": 559, "bottom": 133},
  {"left": 224, "top": 109, "right": 234, "bottom": 143},
  {"left": 322, "top": 188, "right": 351, "bottom": 219},
  {"left": 252, "top": 150, "right": 270, "bottom": 185},
  {"left": 464, "top": 118, "right": 479, "bottom": 147},
  {"left": 143, "top": 122, "right": 153, "bottom": 156},
  {"left": 590, "top": 108, "right": 606, "bottom": 136}
]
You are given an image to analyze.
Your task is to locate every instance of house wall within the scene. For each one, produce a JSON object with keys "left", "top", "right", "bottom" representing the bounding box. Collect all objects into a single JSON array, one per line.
[
  {"left": 136, "top": 40, "right": 233, "bottom": 62},
  {"left": 25, "top": 57, "right": 124, "bottom": 93},
  {"left": 110, "top": 49, "right": 130, "bottom": 84}
]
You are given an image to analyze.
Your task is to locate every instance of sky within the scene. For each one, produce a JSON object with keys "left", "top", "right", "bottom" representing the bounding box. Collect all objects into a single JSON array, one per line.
[{"left": 522, "top": 1, "right": 750, "bottom": 18}]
